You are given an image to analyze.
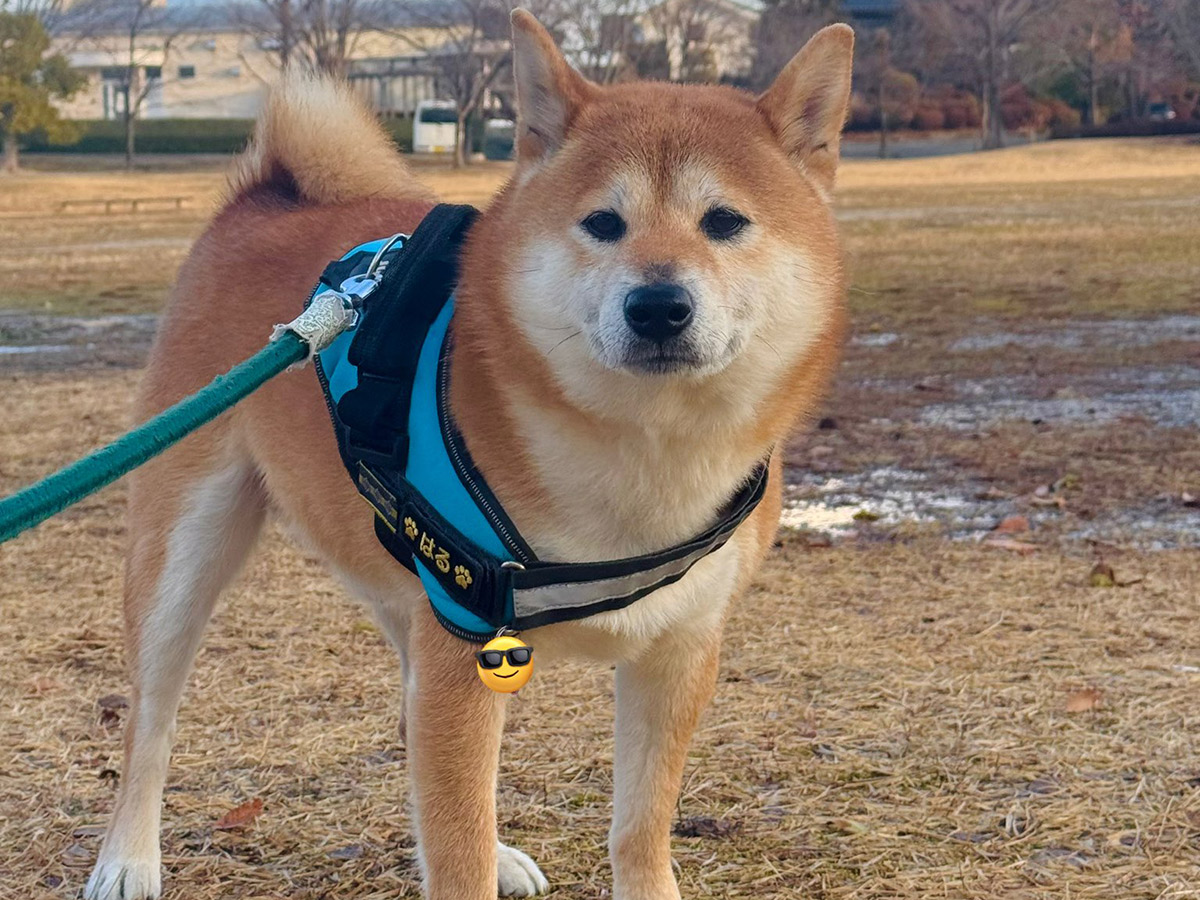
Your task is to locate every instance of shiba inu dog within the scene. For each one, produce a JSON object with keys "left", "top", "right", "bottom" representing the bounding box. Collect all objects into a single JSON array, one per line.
[{"left": 84, "top": 11, "right": 853, "bottom": 900}]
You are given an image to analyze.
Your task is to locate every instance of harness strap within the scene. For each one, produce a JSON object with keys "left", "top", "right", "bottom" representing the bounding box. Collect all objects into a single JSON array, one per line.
[
  {"left": 352, "top": 455, "right": 769, "bottom": 633},
  {"left": 507, "top": 462, "right": 768, "bottom": 629},
  {"left": 337, "top": 204, "right": 478, "bottom": 467}
]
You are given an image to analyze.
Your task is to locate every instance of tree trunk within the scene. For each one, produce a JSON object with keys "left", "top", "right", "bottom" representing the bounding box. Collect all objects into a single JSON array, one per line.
[
  {"left": 983, "top": 80, "right": 1004, "bottom": 149},
  {"left": 125, "top": 109, "right": 136, "bottom": 170},
  {"left": 664, "top": 0, "right": 684, "bottom": 81},
  {"left": 3, "top": 134, "right": 18, "bottom": 173},
  {"left": 981, "top": 8, "right": 1004, "bottom": 150},
  {"left": 878, "top": 94, "right": 888, "bottom": 159},
  {"left": 876, "top": 29, "right": 890, "bottom": 159},
  {"left": 1088, "top": 49, "right": 1100, "bottom": 126},
  {"left": 454, "top": 112, "right": 469, "bottom": 168},
  {"left": 280, "top": 0, "right": 293, "bottom": 68}
]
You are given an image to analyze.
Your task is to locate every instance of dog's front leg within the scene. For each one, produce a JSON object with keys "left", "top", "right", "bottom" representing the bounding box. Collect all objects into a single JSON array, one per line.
[
  {"left": 610, "top": 624, "right": 722, "bottom": 900},
  {"left": 407, "top": 606, "right": 506, "bottom": 900}
]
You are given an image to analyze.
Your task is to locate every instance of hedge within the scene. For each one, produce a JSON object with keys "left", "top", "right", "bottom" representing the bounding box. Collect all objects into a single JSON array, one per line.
[
  {"left": 1050, "top": 119, "right": 1200, "bottom": 140},
  {"left": 25, "top": 116, "right": 415, "bottom": 154}
]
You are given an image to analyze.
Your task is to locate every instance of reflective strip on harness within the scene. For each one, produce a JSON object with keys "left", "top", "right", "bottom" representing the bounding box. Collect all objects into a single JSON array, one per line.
[{"left": 514, "top": 541, "right": 725, "bottom": 619}]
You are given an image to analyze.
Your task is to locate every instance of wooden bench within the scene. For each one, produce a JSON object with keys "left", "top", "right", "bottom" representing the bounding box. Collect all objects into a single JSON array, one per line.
[{"left": 59, "top": 196, "right": 190, "bottom": 214}]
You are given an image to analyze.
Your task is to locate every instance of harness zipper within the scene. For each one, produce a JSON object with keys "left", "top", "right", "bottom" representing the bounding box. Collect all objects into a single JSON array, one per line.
[
  {"left": 438, "top": 341, "right": 532, "bottom": 563},
  {"left": 428, "top": 595, "right": 493, "bottom": 643}
]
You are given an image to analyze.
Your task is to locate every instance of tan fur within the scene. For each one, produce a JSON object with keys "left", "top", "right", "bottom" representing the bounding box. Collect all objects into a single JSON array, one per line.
[
  {"left": 87, "top": 14, "right": 854, "bottom": 900},
  {"left": 227, "top": 74, "right": 434, "bottom": 205}
]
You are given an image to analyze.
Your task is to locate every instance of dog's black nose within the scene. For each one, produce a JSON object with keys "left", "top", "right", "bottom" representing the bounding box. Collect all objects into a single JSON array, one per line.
[{"left": 623, "top": 283, "right": 694, "bottom": 342}]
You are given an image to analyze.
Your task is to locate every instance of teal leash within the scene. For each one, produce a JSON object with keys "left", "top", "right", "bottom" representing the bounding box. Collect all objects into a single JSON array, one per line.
[
  {"left": 0, "top": 335, "right": 304, "bottom": 544},
  {"left": 0, "top": 271, "right": 376, "bottom": 545}
]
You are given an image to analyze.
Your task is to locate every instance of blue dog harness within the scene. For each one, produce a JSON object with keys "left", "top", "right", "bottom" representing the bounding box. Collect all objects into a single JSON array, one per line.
[{"left": 310, "top": 205, "right": 768, "bottom": 642}]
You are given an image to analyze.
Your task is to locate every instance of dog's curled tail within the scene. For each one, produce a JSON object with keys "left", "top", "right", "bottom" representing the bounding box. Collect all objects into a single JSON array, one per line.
[{"left": 228, "top": 73, "right": 432, "bottom": 206}]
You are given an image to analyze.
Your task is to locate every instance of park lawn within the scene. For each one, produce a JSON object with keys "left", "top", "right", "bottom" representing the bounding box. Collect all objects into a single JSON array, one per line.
[
  {"left": 0, "top": 139, "right": 1198, "bottom": 321},
  {"left": 1, "top": 139, "right": 1198, "bottom": 897},
  {"left": 1, "top": 367, "right": 1198, "bottom": 900}
]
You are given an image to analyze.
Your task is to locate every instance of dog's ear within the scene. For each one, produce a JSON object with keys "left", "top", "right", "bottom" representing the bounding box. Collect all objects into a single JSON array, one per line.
[
  {"left": 756, "top": 24, "right": 855, "bottom": 195},
  {"left": 511, "top": 9, "right": 594, "bottom": 165}
]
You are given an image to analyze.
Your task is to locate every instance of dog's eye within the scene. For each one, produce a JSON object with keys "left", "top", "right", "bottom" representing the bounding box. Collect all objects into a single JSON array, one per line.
[
  {"left": 701, "top": 207, "right": 749, "bottom": 241},
  {"left": 581, "top": 210, "right": 626, "bottom": 243}
]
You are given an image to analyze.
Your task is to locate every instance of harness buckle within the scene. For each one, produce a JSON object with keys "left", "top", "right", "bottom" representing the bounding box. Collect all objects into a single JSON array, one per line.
[{"left": 339, "top": 274, "right": 381, "bottom": 306}]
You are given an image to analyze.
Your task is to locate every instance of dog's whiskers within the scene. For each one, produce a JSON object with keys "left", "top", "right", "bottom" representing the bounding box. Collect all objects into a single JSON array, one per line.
[
  {"left": 529, "top": 323, "right": 581, "bottom": 333},
  {"left": 546, "top": 331, "right": 582, "bottom": 355},
  {"left": 755, "top": 332, "right": 783, "bottom": 361}
]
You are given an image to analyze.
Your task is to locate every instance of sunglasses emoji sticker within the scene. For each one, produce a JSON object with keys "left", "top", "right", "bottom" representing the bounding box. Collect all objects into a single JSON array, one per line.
[{"left": 475, "top": 635, "right": 534, "bottom": 693}]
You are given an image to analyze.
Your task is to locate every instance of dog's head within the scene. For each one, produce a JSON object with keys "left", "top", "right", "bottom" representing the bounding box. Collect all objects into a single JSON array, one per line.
[{"left": 477, "top": 10, "right": 853, "bottom": 420}]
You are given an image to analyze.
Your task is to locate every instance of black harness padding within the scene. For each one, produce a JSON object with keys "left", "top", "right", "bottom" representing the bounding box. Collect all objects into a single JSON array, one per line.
[{"left": 336, "top": 204, "right": 478, "bottom": 468}]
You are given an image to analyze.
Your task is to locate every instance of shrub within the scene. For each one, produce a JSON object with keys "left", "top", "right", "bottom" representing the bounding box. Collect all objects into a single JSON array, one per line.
[
  {"left": 881, "top": 68, "right": 919, "bottom": 128},
  {"left": 1043, "top": 98, "right": 1081, "bottom": 129},
  {"left": 922, "top": 86, "right": 982, "bottom": 129},
  {"left": 26, "top": 115, "right": 415, "bottom": 154},
  {"left": 1000, "top": 84, "right": 1039, "bottom": 130},
  {"left": 847, "top": 93, "right": 879, "bottom": 131},
  {"left": 1051, "top": 118, "right": 1200, "bottom": 139},
  {"left": 24, "top": 118, "right": 254, "bottom": 153},
  {"left": 912, "top": 104, "right": 946, "bottom": 131}
]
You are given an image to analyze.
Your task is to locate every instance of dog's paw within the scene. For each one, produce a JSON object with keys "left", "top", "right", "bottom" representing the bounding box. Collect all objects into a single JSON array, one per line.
[
  {"left": 497, "top": 841, "right": 549, "bottom": 897},
  {"left": 84, "top": 853, "right": 161, "bottom": 900}
]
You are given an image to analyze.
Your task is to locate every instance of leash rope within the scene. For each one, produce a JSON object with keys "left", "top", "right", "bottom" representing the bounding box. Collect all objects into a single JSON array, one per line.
[{"left": 0, "top": 289, "right": 364, "bottom": 545}]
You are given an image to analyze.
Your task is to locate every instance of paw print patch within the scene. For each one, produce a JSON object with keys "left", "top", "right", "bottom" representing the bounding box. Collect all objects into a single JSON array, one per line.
[{"left": 454, "top": 565, "right": 473, "bottom": 589}]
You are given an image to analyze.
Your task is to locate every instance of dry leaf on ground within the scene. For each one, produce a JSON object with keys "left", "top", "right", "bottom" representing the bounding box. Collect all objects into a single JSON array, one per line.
[
  {"left": 1066, "top": 688, "right": 1104, "bottom": 713},
  {"left": 213, "top": 797, "right": 264, "bottom": 831},
  {"left": 993, "top": 515, "right": 1030, "bottom": 534}
]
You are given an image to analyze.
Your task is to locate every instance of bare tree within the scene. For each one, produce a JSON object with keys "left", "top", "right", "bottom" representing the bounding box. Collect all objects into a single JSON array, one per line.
[
  {"left": 908, "top": 0, "right": 1058, "bottom": 149},
  {"left": 232, "top": 0, "right": 384, "bottom": 76},
  {"left": 391, "top": 0, "right": 566, "bottom": 166},
  {"left": 67, "top": 0, "right": 192, "bottom": 168},
  {"left": 558, "top": 0, "right": 649, "bottom": 84},
  {"left": 749, "top": 0, "right": 838, "bottom": 91},
  {"left": 640, "top": 0, "right": 756, "bottom": 82},
  {"left": 398, "top": 0, "right": 513, "bottom": 167},
  {"left": 1163, "top": 0, "right": 1200, "bottom": 79},
  {"left": 1038, "top": 0, "right": 1129, "bottom": 125}
]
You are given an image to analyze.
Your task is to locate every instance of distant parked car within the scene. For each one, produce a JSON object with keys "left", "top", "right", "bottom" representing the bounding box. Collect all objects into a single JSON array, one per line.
[
  {"left": 1148, "top": 102, "right": 1177, "bottom": 122},
  {"left": 413, "top": 100, "right": 458, "bottom": 154},
  {"left": 483, "top": 119, "right": 514, "bottom": 161}
]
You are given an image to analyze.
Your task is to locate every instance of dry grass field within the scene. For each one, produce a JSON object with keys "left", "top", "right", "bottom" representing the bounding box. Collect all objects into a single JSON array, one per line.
[{"left": 2, "top": 139, "right": 1199, "bottom": 899}]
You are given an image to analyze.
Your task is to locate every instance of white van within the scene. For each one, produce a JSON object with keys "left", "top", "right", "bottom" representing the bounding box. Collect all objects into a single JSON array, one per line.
[{"left": 413, "top": 100, "right": 458, "bottom": 154}]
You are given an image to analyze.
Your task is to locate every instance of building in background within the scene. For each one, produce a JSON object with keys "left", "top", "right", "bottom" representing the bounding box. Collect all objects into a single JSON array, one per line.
[
  {"left": 49, "top": 0, "right": 902, "bottom": 123},
  {"left": 51, "top": 5, "right": 453, "bottom": 121}
]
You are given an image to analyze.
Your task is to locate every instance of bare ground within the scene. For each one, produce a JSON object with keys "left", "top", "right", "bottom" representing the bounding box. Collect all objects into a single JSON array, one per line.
[{"left": 1, "top": 140, "right": 1199, "bottom": 898}]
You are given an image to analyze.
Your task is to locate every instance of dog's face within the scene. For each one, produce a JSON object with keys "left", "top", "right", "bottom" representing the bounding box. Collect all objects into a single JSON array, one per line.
[{"left": 489, "top": 13, "right": 853, "bottom": 416}]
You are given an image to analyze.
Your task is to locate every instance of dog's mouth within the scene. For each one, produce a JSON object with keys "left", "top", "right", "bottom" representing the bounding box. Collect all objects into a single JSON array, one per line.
[
  {"left": 618, "top": 337, "right": 739, "bottom": 377},
  {"left": 625, "top": 351, "right": 705, "bottom": 375}
]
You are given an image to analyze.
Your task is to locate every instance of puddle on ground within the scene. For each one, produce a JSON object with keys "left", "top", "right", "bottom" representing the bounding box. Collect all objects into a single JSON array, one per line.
[
  {"left": 781, "top": 467, "right": 1019, "bottom": 538},
  {"left": 1069, "top": 503, "right": 1200, "bottom": 552},
  {"left": 851, "top": 332, "right": 899, "bottom": 348},
  {"left": 0, "top": 344, "right": 71, "bottom": 356},
  {"left": 0, "top": 313, "right": 157, "bottom": 370},
  {"left": 782, "top": 467, "right": 1199, "bottom": 549},
  {"left": 918, "top": 384, "right": 1200, "bottom": 430},
  {"left": 950, "top": 315, "right": 1200, "bottom": 352},
  {"left": 857, "top": 365, "right": 1200, "bottom": 430}
]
